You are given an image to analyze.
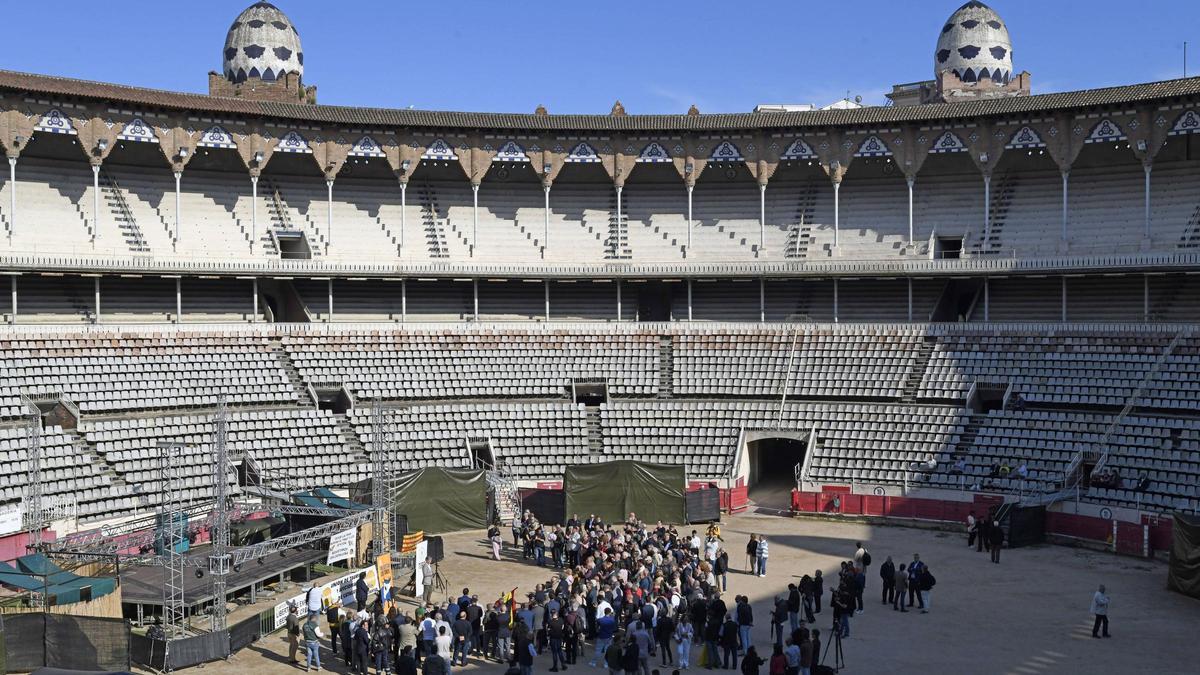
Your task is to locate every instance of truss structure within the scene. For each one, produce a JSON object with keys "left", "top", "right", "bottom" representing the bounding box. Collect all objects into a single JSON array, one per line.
[
  {"left": 156, "top": 441, "right": 189, "bottom": 639},
  {"left": 20, "top": 394, "right": 44, "bottom": 550},
  {"left": 208, "top": 397, "right": 232, "bottom": 633},
  {"left": 370, "top": 401, "right": 397, "bottom": 556}
]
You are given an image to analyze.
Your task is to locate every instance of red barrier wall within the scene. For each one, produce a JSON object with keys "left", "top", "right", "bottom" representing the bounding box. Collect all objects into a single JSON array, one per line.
[{"left": 791, "top": 489, "right": 1162, "bottom": 556}]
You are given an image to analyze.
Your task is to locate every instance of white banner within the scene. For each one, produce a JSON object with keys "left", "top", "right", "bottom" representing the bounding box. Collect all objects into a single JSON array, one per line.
[
  {"left": 0, "top": 507, "right": 23, "bottom": 536},
  {"left": 272, "top": 565, "right": 380, "bottom": 630},
  {"left": 327, "top": 528, "right": 357, "bottom": 565},
  {"left": 413, "top": 540, "right": 428, "bottom": 598}
]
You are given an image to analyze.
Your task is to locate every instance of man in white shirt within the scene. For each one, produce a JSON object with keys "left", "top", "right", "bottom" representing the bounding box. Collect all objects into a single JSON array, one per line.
[{"left": 1090, "top": 585, "right": 1110, "bottom": 638}]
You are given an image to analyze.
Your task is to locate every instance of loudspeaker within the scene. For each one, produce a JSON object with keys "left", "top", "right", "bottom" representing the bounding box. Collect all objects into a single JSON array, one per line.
[
  {"left": 426, "top": 535, "right": 444, "bottom": 563},
  {"left": 394, "top": 514, "right": 409, "bottom": 538}
]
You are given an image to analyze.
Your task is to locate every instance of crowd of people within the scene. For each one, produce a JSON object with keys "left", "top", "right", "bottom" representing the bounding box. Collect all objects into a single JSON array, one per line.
[{"left": 279, "top": 508, "right": 1115, "bottom": 674}]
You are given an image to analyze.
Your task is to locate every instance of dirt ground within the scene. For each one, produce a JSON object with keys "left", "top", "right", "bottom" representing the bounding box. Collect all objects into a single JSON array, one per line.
[{"left": 136, "top": 511, "right": 1200, "bottom": 675}]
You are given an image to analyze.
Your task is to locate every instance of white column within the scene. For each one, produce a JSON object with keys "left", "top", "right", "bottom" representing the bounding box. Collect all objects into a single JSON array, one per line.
[
  {"left": 252, "top": 278, "right": 259, "bottom": 322},
  {"left": 686, "top": 279, "right": 693, "bottom": 322},
  {"left": 544, "top": 280, "right": 550, "bottom": 320},
  {"left": 91, "top": 164, "right": 100, "bottom": 246},
  {"left": 983, "top": 173, "right": 992, "bottom": 243},
  {"left": 1061, "top": 276, "right": 1068, "bottom": 322},
  {"left": 175, "top": 278, "right": 181, "bottom": 324},
  {"left": 94, "top": 277, "right": 100, "bottom": 324},
  {"left": 759, "top": 278, "right": 765, "bottom": 323},
  {"left": 906, "top": 176, "right": 915, "bottom": 244},
  {"left": 543, "top": 185, "right": 551, "bottom": 256},
  {"left": 907, "top": 277, "right": 913, "bottom": 322},
  {"left": 471, "top": 183, "right": 479, "bottom": 256},
  {"left": 759, "top": 183, "right": 766, "bottom": 253},
  {"left": 7, "top": 156, "right": 16, "bottom": 239},
  {"left": 616, "top": 280, "right": 622, "bottom": 321},
  {"left": 1143, "top": 274, "right": 1149, "bottom": 321},
  {"left": 399, "top": 181, "right": 407, "bottom": 251},
  {"left": 615, "top": 185, "right": 623, "bottom": 234},
  {"left": 173, "top": 171, "right": 182, "bottom": 246},
  {"left": 832, "top": 180, "right": 841, "bottom": 249},
  {"left": 401, "top": 278, "right": 407, "bottom": 323},
  {"left": 1143, "top": 164, "right": 1152, "bottom": 240},
  {"left": 326, "top": 179, "right": 334, "bottom": 251},
  {"left": 983, "top": 278, "right": 990, "bottom": 322},
  {"left": 250, "top": 175, "right": 258, "bottom": 254},
  {"left": 686, "top": 184, "right": 694, "bottom": 253},
  {"left": 833, "top": 278, "right": 839, "bottom": 323},
  {"left": 472, "top": 278, "right": 479, "bottom": 321},
  {"left": 1060, "top": 171, "right": 1069, "bottom": 243},
  {"left": 9, "top": 276, "right": 16, "bottom": 324}
]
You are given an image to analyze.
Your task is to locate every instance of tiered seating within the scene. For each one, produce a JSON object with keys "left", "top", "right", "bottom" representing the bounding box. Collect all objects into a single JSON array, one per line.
[
  {"left": 3, "top": 158, "right": 95, "bottom": 255},
  {"left": 284, "top": 329, "right": 659, "bottom": 399},
  {"left": 0, "top": 333, "right": 296, "bottom": 416},
  {"left": 918, "top": 331, "right": 1198, "bottom": 411},
  {"left": 81, "top": 408, "right": 363, "bottom": 501},
  {"left": 673, "top": 328, "right": 920, "bottom": 398},
  {"left": 349, "top": 403, "right": 589, "bottom": 477},
  {"left": 0, "top": 424, "right": 134, "bottom": 520}
]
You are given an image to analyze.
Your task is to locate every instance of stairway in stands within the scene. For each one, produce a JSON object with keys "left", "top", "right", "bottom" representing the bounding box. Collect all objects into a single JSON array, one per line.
[
  {"left": 605, "top": 191, "right": 632, "bottom": 260},
  {"left": 974, "top": 172, "right": 1017, "bottom": 254},
  {"left": 658, "top": 335, "right": 674, "bottom": 398},
  {"left": 585, "top": 407, "right": 604, "bottom": 453},
  {"left": 262, "top": 178, "right": 325, "bottom": 256},
  {"left": 269, "top": 337, "right": 313, "bottom": 405},
  {"left": 99, "top": 170, "right": 151, "bottom": 253},
  {"left": 335, "top": 413, "right": 371, "bottom": 465},
  {"left": 1178, "top": 202, "right": 1200, "bottom": 248},
  {"left": 488, "top": 461, "right": 522, "bottom": 524},
  {"left": 951, "top": 413, "right": 986, "bottom": 457},
  {"left": 900, "top": 337, "right": 936, "bottom": 402},
  {"left": 786, "top": 181, "right": 819, "bottom": 258}
]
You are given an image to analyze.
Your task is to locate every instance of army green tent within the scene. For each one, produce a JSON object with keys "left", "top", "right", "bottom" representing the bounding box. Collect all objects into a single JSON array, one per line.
[
  {"left": 564, "top": 460, "right": 686, "bottom": 524},
  {"left": 1168, "top": 513, "right": 1200, "bottom": 599},
  {"left": 355, "top": 468, "right": 487, "bottom": 534}
]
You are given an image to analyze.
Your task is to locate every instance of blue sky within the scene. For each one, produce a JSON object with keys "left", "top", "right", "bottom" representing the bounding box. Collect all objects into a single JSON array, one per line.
[{"left": 6, "top": 1, "right": 1196, "bottom": 114}]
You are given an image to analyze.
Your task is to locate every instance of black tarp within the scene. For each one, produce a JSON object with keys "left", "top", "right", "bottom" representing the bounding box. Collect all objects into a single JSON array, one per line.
[
  {"left": 1006, "top": 505, "right": 1045, "bottom": 548},
  {"left": 354, "top": 468, "right": 487, "bottom": 534},
  {"left": 2, "top": 614, "right": 129, "bottom": 673},
  {"left": 521, "top": 489, "right": 566, "bottom": 525},
  {"left": 1168, "top": 513, "right": 1200, "bottom": 599},
  {"left": 685, "top": 487, "right": 721, "bottom": 524},
  {"left": 564, "top": 461, "right": 686, "bottom": 524}
]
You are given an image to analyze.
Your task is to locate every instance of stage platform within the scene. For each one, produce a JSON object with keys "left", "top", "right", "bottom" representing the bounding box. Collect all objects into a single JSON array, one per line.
[{"left": 119, "top": 545, "right": 326, "bottom": 610}]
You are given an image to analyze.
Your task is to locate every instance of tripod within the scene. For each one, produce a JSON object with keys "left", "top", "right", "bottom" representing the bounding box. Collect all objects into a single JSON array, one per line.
[
  {"left": 821, "top": 618, "right": 845, "bottom": 672},
  {"left": 431, "top": 562, "right": 449, "bottom": 595}
]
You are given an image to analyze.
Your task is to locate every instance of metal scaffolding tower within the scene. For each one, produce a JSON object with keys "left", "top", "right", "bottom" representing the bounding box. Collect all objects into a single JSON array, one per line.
[
  {"left": 208, "top": 397, "right": 232, "bottom": 633},
  {"left": 20, "top": 394, "right": 44, "bottom": 550},
  {"left": 370, "top": 401, "right": 397, "bottom": 557},
  {"left": 157, "top": 441, "right": 189, "bottom": 640}
]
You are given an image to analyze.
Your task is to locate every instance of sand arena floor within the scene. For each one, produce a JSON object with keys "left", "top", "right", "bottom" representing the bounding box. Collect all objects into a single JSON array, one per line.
[{"left": 136, "top": 511, "right": 1199, "bottom": 675}]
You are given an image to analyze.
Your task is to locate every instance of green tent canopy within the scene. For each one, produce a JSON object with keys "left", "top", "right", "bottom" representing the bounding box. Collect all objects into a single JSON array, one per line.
[
  {"left": 564, "top": 460, "right": 686, "bottom": 524},
  {"left": 355, "top": 467, "right": 488, "bottom": 534},
  {"left": 1168, "top": 513, "right": 1200, "bottom": 600}
]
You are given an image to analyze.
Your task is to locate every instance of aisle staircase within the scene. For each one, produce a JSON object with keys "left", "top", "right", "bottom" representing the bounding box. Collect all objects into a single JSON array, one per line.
[{"left": 487, "top": 460, "right": 522, "bottom": 523}]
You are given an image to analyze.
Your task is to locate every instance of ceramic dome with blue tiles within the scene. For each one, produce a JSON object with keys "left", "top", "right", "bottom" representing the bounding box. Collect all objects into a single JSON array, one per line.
[
  {"left": 934, "top": 1, "right": 1013, "bottom": 84},
  {"left": 223, "top": 2, "right": 304, "bottom": 84}
]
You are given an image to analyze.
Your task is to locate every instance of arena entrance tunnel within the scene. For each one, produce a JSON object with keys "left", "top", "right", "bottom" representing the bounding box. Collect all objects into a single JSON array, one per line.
[{"left": 736, "top": 430, "right": 810, "bottom": 511}]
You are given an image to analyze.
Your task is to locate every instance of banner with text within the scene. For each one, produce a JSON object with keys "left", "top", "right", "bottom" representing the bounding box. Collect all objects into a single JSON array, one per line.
[
  {"left": 327, "top": 528, "right": 358, "bottom": 565},
  {"left": 272, "top": 565, "right": 379, "bottom": 630}
]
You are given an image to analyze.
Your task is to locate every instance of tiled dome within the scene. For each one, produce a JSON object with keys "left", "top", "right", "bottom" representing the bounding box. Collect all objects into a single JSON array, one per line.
[
  {"left": 935, "top": 2, "right": 1013, "bottom": 84},
  {"left": 223, "top": 2, "right": 303, "bottom": 84}
]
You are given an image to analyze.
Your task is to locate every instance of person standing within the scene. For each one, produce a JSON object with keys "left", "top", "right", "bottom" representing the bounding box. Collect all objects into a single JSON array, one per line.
[
  {"left": 675, "top": 616, "right": 694, "bottom": 669},
  {"left": 852, "top": 567, "right": 866, "bottom": 614},
  {"left": 421, "top": 558, "right": 436, "bottom": 604},
  {"left": 721, "top": 612, "right": 739, "bottom": 670},
  {"left": 303, "top": 613, "right": 324, "bottom": 672},
  {"left": 517, "top": 627, "right": 538, "bottom": 675},
  {"left": 656, "top": 607, "right": 675, "bottom": 666},
  {"left": 740, "top": 645, "right": 764, "bottom": 675},
  {"left": 355, "top": 572, "right": 370, "bottom": 612},
  {"left": 1090, "top": 585, "right": 1110, "bottom": 638},
  {"left": 917, "top": 566, "right": 936, "bottom": 614},
  {"left": 591, "top": 607, "right": 618, "bottom": 667},
  {"left": 453, "top": 610, "right": 473, "bottom": 666},
  {"left": 287, "top": 604, "right": 302, "bottom": 665},
  {"left": 989, "top": 520, "right": 1004, "bottom": 564},
  {"left": 547, "top": 608, "right": 567, "bottom": 672},
  {"left": 892, "top": 564, "right": 908, "bottom": 613},
  {"left": 716, "top": 548, "right": 730, "bottom": 592},
  {"left": 907, "top": 555, "right": 925, "bottom": 609},
  {"left": 489, "top": 522, "right": 503, "bottom": 561},
  {"left": 812, "top": 571, "right": 823, "bottom": 614},
  {"left": 354, "top": 618, "right": 373, "bottom": 675},
  {"left": 622, "top": 635, "right": 641, "bottom": 675},
  {"left": 756, "top": 537, "right": 769, "bottom": 577},
  {"left": 735, "top": 595, "right": 753, "bottom": 655},
  {"left": 786, "top": 584, "right": 801, "bottom": 633},
  {"left": 745, "top": 535, "right": 759, "bottom": 575},
  {"left": 879, "top": 557, "right": 895, "bottom": 605},
  {"left": 966, "top": 511, "right": 978, "bottom": 548},
  {"left": 977, "top": 516, "right": 989, "bottom": 553},
  {"left": 397, "top": 645, "right": 418, "bottom": 675}
]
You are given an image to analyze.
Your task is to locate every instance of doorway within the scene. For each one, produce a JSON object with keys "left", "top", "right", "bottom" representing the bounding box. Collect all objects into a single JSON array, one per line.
[{"left": 744, "top": 433, "right": 807, "bottom": 511}]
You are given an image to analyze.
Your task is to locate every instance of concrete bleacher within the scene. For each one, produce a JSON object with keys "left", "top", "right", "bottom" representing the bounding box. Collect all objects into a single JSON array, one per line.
[{"left": 0, "top": 424, "right": 132, "bottom": 520}]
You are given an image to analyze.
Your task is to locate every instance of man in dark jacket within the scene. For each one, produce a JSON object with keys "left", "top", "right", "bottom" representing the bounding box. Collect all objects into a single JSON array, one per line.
[
  {"left": 786, "top": 584, "right": 801, "bottom": 633},
  {"left": 453, "top": 611, "right": 474, "bottom": 666},
  {"left": 735, "top": 595, "right": 754, "bottom": 654},
  {"left": 354, "top": 618, "right": 372, "bottom": 675},
  {"left": 621, "top": 636, "right": 640, "bottom": 675},
  {"left": 721, "top": 613, "right": 739, "bottom": 669},
  {"left": 547, "top": 608, "right": 566, "bottom": 672},
  {"left": 990, "top": 521, "right": 1004, "bottom": 563},
  {"left": 396, "top": 645, "right": 419, "bottom": 675},
  {"left": 355, "top": 572, "right": 370, "bottom": 611},
  {"left": 655, "top": 611, "right": 675, "bottom": 666},
  {"left": 879, "top": 556, "right": 896, "bottom": 605}
]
